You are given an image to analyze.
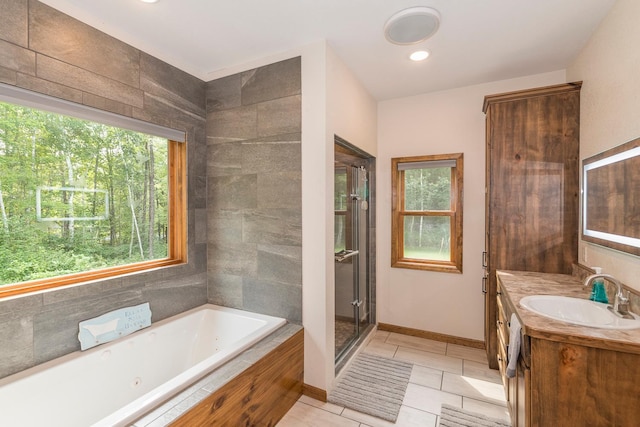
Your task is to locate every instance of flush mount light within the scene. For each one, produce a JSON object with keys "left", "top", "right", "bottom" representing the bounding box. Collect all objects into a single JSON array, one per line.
[
  {"left": 140, "top": 0, "right": 158, "bottom": 3},
  {"left": 384, "top": 7, "right": 441, "bottom": 45},
  {"left": 410, "top": 50, "right": 430, "bottom": 61}
]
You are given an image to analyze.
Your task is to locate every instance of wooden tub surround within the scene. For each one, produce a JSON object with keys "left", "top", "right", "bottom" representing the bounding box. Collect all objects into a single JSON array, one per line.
[
  {"left": 496, "top": 270, "right": 640, "bottom": 427},
  {"left": 132, "top": 324, "right": 303, "bottom": 427}
]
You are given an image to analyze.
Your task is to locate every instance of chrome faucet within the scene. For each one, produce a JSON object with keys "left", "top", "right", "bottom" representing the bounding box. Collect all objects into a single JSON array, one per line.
[{"left": 584, "top": 273, "right": 633, "bottom": 319}]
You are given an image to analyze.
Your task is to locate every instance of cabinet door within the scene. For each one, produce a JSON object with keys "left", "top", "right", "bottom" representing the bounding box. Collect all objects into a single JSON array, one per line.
[
  {"left": 531, "top": 338, "right": 640, "bottom": 426},
  {"left": 487, "top": 91, "right": 579, "bottom": 275}
]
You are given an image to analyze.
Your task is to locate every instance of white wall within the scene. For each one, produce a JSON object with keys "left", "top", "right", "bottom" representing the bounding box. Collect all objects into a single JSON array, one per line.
[
  {"left": 301, "top": 42, "right": 377, "bottom": 392},
  {"left": 327, "top": 47, "right": 378, "bottom": 157},
  {"left": 567, "top": 0, "right": 640, "bottom": 292},
  {"left": 377, "top": 70, "right": 566, "bottom": 340},
  {"left": 300, "top": 41, "right": 332, "bottom": 391}
]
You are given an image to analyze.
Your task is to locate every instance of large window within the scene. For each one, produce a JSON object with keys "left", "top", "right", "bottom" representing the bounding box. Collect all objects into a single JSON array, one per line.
[
  {"left": 0, "top": 88, "right": 186, "bottom": 298},
  {"left": 391, "top": 153, "right": 463, "bottom": 273}
]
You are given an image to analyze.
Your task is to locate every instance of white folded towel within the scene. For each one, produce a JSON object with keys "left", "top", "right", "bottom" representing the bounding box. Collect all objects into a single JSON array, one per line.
[{"left": 506, "top": 313, "right": 521, "bottom": 378}]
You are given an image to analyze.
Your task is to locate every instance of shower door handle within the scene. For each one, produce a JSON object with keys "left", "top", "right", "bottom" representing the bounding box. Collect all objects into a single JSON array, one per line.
[
  {"left": 351, "top": 300, "right": 363, "bottom": 307},
  {"left": 335, "top": 250, "right": 359, "bottom": 262}
]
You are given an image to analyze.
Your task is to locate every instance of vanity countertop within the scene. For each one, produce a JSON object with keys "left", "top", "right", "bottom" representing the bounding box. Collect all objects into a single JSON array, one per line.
[{"left": 497, "top": 270, "right": 640, "bottom": 355}]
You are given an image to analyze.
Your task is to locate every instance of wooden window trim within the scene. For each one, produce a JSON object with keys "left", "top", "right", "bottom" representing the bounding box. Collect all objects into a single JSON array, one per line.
[
  {"left": 0, "top": 140, "right": 187, "bottom": 299},
  {"left": 391, "top": 153, "right": 463, "bottom": 273}
]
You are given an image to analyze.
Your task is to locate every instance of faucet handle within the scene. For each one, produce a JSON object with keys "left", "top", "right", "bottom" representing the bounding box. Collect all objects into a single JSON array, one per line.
[
  {"left": 614, "top": 290, "right": 631, "bottom": 314},
  {"left": 619, "top": 290, "right": 630, "bottom": 302}
]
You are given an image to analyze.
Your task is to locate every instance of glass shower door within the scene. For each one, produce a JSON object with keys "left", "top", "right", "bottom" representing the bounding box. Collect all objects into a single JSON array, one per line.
[{"left": 334, "top": 165, "right": 369, "bottom": 360}]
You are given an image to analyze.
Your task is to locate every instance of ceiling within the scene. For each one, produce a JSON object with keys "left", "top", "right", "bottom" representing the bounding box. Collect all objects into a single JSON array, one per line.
[{"left": 40, "top": 0, "right": 616, "bottom": 101}]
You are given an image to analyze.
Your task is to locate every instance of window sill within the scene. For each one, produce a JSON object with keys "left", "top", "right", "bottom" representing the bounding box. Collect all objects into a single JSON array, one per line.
[
  {"left": 0, "top": 258, "right": 187, "bottom": 299},
  {"left": 392, "top": 259, "right": 462, "bottom": 274}
]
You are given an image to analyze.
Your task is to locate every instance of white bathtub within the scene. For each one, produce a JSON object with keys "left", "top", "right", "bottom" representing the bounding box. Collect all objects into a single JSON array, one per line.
[{"left": 0, "top": 304, "right": 286, "bottom": 427}]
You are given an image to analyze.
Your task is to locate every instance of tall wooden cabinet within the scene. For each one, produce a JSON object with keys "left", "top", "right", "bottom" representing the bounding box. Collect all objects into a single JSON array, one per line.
[{"left": 482, "top": 83, "right": 581, "bottom": 369}]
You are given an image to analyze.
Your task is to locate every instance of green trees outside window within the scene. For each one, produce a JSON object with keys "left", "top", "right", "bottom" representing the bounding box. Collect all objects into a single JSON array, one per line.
[
  {"left": 0, "top": 101, "right": 169, "bottom": 286},
  {"left": 403, "top": 166, "right": 451, "bottom": 261}
]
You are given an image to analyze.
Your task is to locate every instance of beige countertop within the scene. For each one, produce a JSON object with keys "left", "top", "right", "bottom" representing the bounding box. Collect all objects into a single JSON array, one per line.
[{"left": 497, "top": 270, "right": 640, "bottom": 355}]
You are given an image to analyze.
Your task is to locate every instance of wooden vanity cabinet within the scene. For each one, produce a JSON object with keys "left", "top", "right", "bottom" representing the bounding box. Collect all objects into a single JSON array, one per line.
[
  {"left": 497, "top": 280, "right": 530, "bottom": 427},
  {"left": 483, "top": 82, "right": 581, "bottom": 369},
  {"left": 497, "top": 273, "right": 640, "bottom": 427}
]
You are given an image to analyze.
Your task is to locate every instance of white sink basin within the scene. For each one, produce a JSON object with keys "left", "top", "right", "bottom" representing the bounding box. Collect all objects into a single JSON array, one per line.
[{"left": 519, "top": 295, "right": 640, "bottom": 329}]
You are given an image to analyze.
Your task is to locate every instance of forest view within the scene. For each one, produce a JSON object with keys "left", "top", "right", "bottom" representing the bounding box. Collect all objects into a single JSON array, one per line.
[
  {"left": 403, "top": 167, "right": 452, "bottom": 261},
  {"left": 0, "top": 101, "right": 169, "bottom": 286}
]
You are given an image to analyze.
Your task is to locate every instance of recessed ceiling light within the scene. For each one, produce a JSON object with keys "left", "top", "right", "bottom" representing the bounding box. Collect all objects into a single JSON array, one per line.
[
  {"left": 410, "top": 50, "right": 430, "bottom": 61},
  {"left": 140, "top": 0, "right": 158, "bottom": 3},
  {"left": 384, "top": 7, "right": 441, "bottom": 45}
]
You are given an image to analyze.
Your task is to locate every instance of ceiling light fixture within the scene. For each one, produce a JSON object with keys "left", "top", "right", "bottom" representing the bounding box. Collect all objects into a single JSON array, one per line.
[
  {"left": 384, "top": 7, "right": 441, "bottom": 45},
  {"left": 140, "top": 0, "right": 159, "bottom": 3},
  {"left": 410, "top": 50, "right": 430, "bottom": 62}
]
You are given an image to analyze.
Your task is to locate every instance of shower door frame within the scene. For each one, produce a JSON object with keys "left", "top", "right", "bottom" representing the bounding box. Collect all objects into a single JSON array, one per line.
[{"left": 334, "top": 136, "right": 376, "bottom": 367}]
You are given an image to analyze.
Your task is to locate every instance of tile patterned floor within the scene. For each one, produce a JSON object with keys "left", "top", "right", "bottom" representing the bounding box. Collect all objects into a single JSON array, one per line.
[{"left": 277, "top": 330, "right": 510, "bottom": 427}]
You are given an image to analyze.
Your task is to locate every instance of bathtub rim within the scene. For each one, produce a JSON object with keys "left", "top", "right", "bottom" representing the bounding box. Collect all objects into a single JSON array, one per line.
[
  {"left": 132, "top": 324, "right": 303, "bottom": 427},
  {"left": 95, "top": 303, "right": 287, "bottom": 426}
]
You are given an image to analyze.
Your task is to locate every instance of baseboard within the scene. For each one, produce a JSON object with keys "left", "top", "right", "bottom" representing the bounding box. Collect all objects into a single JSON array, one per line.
[
  {"left": 302, "top": 383, "right": 327, "bottom": 402},
  {"left": 378, "top": 323, "right": 485, "bottom": 349}
]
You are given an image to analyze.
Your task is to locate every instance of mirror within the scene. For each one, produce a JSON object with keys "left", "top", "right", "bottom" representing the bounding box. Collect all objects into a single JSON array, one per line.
[{"left": 582, "top": 137, "right": 640, "bottom": 256}]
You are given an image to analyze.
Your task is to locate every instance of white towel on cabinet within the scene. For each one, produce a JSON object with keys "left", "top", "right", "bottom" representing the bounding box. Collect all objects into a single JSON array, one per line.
[{"left": 506, "top": 313, "right": 521, "bottom": 378}]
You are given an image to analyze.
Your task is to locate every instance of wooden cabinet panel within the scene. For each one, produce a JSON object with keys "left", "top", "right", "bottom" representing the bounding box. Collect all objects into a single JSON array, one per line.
[
  {"left": 516, "top": 359, "right": 529, "bottom": 427},
  {"left": 483, "top": 83, "right": 581, "bottom": 369},
  {"left": 497, "top": 338, "right": 509, "bottom": 401},
  {"left": 488, "top": 99, "right": 529, "bottom": 272},
  {"left": 530, "top": 338, "right": 640, "bottom": 427},
  {"left": 171, "top": 329, "right": 303, "bottom": 427}
]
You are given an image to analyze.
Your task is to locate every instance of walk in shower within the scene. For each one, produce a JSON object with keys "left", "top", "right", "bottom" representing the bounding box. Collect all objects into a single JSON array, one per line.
[{"left": 334, "top": 136, "right": 375, "bottom": 366}]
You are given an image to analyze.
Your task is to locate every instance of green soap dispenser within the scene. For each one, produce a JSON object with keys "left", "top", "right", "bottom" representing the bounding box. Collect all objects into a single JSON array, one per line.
[{"left": 589, "top": 267, "right": 609, "bottom": 304}]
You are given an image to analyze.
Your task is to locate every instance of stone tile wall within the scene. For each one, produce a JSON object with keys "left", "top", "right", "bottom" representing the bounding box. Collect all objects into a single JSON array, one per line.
[
  {"left": 0, "top": 0, "right": 207, "bottom": 379},
  {"left": 206, "top": 57, "right": 302, "bottom": 323}
]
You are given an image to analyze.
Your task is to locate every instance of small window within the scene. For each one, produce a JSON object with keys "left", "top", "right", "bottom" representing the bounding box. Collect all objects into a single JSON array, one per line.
[
  {"left": 391, "top": 153, "right": 463, "bottom": 273},
  {"left": 0, "top": 92, "right": 186, "bottom": 298}
]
